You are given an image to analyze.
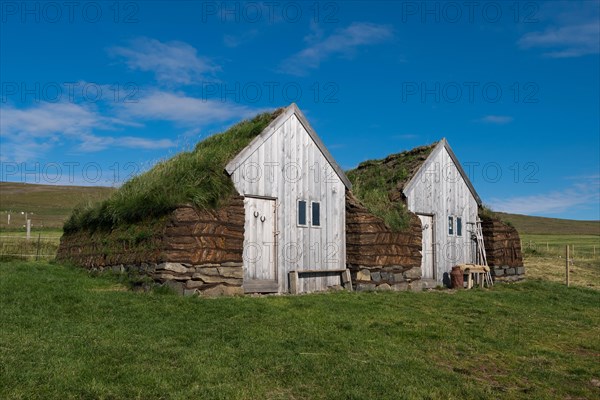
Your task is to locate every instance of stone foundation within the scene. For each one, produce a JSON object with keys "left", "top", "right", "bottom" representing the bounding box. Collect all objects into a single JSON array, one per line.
[
  {"left": 489, "top": 265, "right": 526, "bottom": 282},
  {"left": 93, "top": 262, "right": 244, "bottom": 296},
  {"left": 346, "top": 192, "right": 423, "bottom": 291}
]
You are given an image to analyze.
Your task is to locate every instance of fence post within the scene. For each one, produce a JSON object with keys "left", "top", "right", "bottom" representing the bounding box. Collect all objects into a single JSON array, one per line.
[
  {"left": 565, "top": 245, "right": 570, "bottom": 287},
  {"left": 36, "top": 234, "right": 41, "bottom": 261},
  {"left": 26, "top": 219, "right": 31, "bottom": 240}
]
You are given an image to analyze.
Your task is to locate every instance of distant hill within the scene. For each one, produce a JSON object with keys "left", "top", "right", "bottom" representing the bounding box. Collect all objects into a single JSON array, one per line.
[
  {"left": 494, "top": 212, "right": 599, "bottom": 236},
  {"left": 1, "top": 182, "right": 598, "bottom": 235},
  {"left": 0, "top": 182, "right": 115, "bottom": 229}
]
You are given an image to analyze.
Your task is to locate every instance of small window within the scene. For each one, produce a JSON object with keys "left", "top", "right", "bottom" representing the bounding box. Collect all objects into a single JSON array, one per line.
[
  {"left": 448, "top": 216, "right": 454, "bottom": 235},
  {"left": 312, "top": 202, "right": 320, "bottom": 227},
  {"left": 456, "top": 217, "right": 462, "bottom": 236},
  {"left": 298, "top": 200, "right": 307, "bottom": 226}
]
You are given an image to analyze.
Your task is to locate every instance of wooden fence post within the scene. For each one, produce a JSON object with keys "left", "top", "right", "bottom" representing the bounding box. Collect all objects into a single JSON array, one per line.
[
  {"left": 36, "top": 234, "right": 41, "bottom": 261},
  {"left": 566, "top": 245, "right": 570, "bottom": 287}
]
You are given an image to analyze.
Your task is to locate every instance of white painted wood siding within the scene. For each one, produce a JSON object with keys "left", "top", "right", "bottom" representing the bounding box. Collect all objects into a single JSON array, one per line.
[
  {"left": 230, "top": 113, "right": 346, "bottom": 293},
  {"left": 405, "top": 145, "right": 478, "bottom": 282}
]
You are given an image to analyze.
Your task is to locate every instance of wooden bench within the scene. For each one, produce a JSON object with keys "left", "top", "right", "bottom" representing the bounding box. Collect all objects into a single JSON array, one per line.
[
  {"left": 457, "top": 264, "right": 492, "bottom": 289},
  {"left": 289, "top": 269, "right": 353, "bottom": 294}
]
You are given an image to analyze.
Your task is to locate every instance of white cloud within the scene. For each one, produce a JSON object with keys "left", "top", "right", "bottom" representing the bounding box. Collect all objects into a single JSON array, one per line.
[
  {"left": 1, "top": 102, "right": 107, "bottom": 138},
  {"left": 518, "top": 2, "right": 600, "bottom": 58},
  {"left": 109, "top": 37, "right": 219, "bottom": 85},
  {"left": 118, "top": 90, "right": 257, "bottom": 126},
  {"left": 489, "top": 176, "right": 600, "bottom": 216},
  {"left": 0, "top": 102, "right": 174, "bottom": 161},
  {"left": 76, "top": 134, "right": 175, "bottom": 152},
  {"left": 519, "top": 22, "right": 600, "bottom": 58},
  {"left": 477, "top": 115, "right": 514, "bottom": 125},
  {"left": 279, "top": 22, "right": 394, "bottom": 76}
]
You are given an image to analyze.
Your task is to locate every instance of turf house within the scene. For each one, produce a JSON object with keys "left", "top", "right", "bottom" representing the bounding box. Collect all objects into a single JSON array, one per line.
[
  {"left": 346, "top": 139, "right": 524, "bottom": 288},
  {"left": 57, "top": 104, "right": 523, "bottom": 295}
]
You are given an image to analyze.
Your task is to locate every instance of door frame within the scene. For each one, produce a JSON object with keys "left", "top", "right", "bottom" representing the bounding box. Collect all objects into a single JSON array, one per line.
[
  {"left": 417, "top": 213, "right": 436, "bottom": 281},
  {"left": 243, "top": 195, "right": 279, "bottom": 293}
]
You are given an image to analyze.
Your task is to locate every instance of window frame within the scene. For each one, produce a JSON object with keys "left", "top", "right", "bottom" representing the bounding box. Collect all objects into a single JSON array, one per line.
[{"left": 456, "top": 216, "right": 463, "bottom": 237}]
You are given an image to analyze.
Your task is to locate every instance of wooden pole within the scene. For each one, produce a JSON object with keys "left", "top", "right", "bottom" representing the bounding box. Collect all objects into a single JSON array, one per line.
[
  {"left": 26, "top": 219, "right": 31, "bottom": 240},
  {"left": 36, "top": 233, "right": 41, "bottom": 261},
  {"left": 566, "top": 245, "right": 570, "bottom": 287}
]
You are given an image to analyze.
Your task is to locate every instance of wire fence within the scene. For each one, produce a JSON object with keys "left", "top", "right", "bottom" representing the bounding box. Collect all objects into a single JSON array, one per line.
[
  {"left": 522, "top": 241, "right": 599, "bottom": 260},
  {"left": 0, "top": 234, "right": 61, "bottom": 260},
  {"left": 0, "top": 211, "right": 68, "bottom": 230}
]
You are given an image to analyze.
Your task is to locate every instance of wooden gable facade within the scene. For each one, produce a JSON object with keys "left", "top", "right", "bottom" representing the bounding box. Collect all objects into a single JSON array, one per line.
[
  {"left": 226, "top": 104, "right": 351, "bottom": 294},
  {"left": 403, "top": 139, "right": 482, "bottom": 283}
]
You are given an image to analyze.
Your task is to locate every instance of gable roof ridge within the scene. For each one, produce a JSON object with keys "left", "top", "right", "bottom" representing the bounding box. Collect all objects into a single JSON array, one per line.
[
  {"left": 225, "top": 103, "right": 352, "bottom": 189},
  {"left": 440, "top": 138, "right": 482, "bottom": 205},
  {"left": 403, "top": 138, "right": 482, "bottom": 205}
]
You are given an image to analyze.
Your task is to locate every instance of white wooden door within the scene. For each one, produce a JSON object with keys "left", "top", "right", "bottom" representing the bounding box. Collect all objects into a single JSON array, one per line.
[
  {"left": 418, "top": 214, "right": 434, "bottom": 280},
  {"left": 243, "top": 197, "right": 278, "bottom": 292}
]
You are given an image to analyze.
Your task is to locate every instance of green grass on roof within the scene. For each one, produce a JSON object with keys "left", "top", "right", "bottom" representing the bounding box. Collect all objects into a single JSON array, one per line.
[
  {"left": 346, "top": 143, "right": 437, "bottom": 231},
  {"left": 64, "top": 108, "right": 283, "bottom": 233}
]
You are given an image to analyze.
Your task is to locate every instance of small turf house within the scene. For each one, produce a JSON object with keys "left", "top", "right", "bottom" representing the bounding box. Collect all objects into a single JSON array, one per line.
[
  {"left": 347, "top": 139, "right": 485, "bottom": 286},
  {"left": 58, "top": 104, "right": 353, "bottom": 295}
]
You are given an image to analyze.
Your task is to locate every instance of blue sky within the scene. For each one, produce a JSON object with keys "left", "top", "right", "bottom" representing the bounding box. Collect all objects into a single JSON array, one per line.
[{"left": 1, "top": 0, "right": 599, "bottom": 220}]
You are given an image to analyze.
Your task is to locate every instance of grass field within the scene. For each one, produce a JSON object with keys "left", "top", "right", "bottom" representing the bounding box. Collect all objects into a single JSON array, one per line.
[
  {"left": 496, "top": 212, "right": 600, "bottom": 236},
  {"left": 1, "top": 183, "right": 598, "bottom": 398},
  {"left": 520, "top": 234, "right": 600, "bottom": 290},
  {"left": 0, "top": 182, "right": 115, "bottom": 230},
  {"left": 1, "top": 261, "right": 599, "bottom": 400}
]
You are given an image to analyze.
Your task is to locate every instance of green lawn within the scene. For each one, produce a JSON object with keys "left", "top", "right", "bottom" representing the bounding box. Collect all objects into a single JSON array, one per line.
[
  {"left": 495, "top": 212, "right": 599, "bottom": 236},
  {"left": 521, "top": 234, "right": 599, "bottom": 259},
  {"left": 1, "top": 261, "right": 599, "bottom": 399}
]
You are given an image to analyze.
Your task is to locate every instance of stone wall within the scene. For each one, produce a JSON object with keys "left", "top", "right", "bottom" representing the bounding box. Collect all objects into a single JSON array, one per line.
[
  {"left": 481, "top": 216, "right": 525, "bottom": 282},
  {"left": 346, "top": 192, "right": 424, "bottom": 291},
  {"left": 56, "top": 197, "right": 245, "bottom": 296}
]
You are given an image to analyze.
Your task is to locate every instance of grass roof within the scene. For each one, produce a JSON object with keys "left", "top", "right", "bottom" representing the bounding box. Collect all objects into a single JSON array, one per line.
[
  {"left": 346, "top": 142, "right": 437, "bottom": 231},
  {"left": 64, "top": 108, "right": 284, "bottom": 233}
]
